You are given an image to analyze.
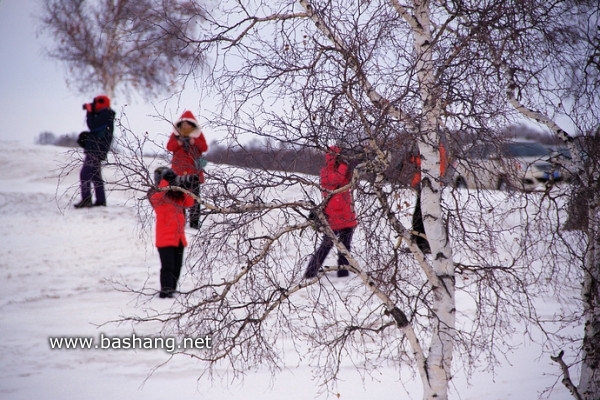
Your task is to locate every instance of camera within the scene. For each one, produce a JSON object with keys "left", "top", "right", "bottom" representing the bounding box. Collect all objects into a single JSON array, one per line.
[
  {"left": 179, "top": 136, "right": 191, "bottom": 151},
  {"left": 172, "top": 174, "right": 199, "bottom": 189},
  {"left": 154, "top": 167, "right": 198, "bottom": 190},
  {"left": 82, "top": 103, "right": 93, "bottom": 112}
]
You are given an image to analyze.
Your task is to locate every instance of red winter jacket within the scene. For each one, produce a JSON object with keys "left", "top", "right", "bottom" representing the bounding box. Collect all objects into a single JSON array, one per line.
[
  {"left": 166, "top": 111, "right": 209, "bottom": 183},
  {"left": 320, "top": 146, "right": 358, "bottom": 231},
  {"left": 149, "top": 180, "right": 195, "bottom": 248},
  {"left": 410, "top": 143, "right": 448, "bottom": 188}
]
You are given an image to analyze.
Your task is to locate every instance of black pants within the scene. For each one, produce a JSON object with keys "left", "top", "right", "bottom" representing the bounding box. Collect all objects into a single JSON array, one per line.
[
  {"left": 304, "top": 228, "right": 354, "bottom": 278},
  {"left": 412, "top": 190, "right": 430, "bottom": 253},
  {"left": 157, "top": 244, "right": 184, "bottom": 295},
  {"left": 188, "top": 181, "right": 201, "bottom": 228},
  {"left": 80, "top": 154, "right": 105, "bottom": 204}
]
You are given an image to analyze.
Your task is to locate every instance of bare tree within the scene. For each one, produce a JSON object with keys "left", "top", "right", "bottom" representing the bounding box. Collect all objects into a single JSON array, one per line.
[
  {"left": 483, "top": 2, "right": 600, "bottom": 397},
  {"left": 88, "top": 1, "right": 599, "bottom": 399},
  {"left": 38, "top": 0, "right": 207, "bottom": 98}
]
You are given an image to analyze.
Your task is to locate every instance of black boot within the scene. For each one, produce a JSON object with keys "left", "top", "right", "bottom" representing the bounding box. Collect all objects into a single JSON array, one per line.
[{"left": 74, "top": 198, "right": 93, "bottom": 209}]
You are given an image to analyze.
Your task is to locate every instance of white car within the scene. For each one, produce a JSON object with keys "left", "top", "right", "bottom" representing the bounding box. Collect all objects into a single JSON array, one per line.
[{"left": 451, "top": 139, "right": 562, "bottom": 191}]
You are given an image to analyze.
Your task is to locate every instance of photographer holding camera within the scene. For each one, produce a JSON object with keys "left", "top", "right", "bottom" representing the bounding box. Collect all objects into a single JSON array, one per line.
[
  {"left": 74, "top": 95, "right": 115, "bottom": 208},
  {"left": 166, "top": 110, "right": 208, "bottom": 228}
]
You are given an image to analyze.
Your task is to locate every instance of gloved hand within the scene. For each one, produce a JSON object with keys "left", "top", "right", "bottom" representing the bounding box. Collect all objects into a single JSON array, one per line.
[
  {"left": 153, "top": 167, "right": 177, "bottom": 185},
  {"left": 163, "top": 169, "right": 178, "bottom": 185},
  {"left": 179, "top": 136, "right": 191, "bottom": 151}
]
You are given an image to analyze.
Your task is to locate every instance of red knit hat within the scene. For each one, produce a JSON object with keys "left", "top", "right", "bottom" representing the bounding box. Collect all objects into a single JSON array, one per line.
[{"left": 93, "top": 95, "right": 111, "bottom": 111}]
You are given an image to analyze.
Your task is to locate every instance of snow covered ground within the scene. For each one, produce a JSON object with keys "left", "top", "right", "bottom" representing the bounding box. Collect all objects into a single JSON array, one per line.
[{"left": 0, "top": 141, "right": 574, "bottom": 399}]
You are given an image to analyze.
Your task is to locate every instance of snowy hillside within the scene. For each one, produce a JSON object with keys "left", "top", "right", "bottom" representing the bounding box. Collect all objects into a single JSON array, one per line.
[{"left": 0, "top": 141, "right": 573, "bottom": 399}]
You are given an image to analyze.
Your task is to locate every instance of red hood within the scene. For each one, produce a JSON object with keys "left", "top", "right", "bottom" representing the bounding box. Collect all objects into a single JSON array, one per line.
[{"left": 325, "top": 145, "right": 341, "bottom": 165}]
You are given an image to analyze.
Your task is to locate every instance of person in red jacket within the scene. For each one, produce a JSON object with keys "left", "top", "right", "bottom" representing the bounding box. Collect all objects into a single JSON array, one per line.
[
  {"left": 304, "top": 146, "right": 358, "bottom": 279},
  {"left": 166, "top": 110, "right": 208, "bottom": 229},
  {"left": 149, "top": 169, "right": 195, "bottom": 298}
]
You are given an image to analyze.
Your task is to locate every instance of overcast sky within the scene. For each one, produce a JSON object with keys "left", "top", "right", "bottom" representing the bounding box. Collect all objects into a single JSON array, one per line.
[
  {"left": 1, "top": 1, "right": 578, "bottom": 150},
  {"left": 0, "top": 0, "right": 220, "bottom": 147}
]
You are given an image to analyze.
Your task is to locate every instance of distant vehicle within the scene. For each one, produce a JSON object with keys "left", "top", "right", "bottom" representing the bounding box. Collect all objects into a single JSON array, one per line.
[
  {"left": 546, "top": 144, "right": 582, "bottom": 182},
  {"left": 451, "top": 139, "right": 562, "bottom": 191}
]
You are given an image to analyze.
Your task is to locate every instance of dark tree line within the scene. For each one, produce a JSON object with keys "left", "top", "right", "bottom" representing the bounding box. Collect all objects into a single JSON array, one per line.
[
  {"left": 39, "top": 123, "right": 567, "bottom": 185},
  {"left": 204, "top": 140, "right": 323, "bottom": 176}
]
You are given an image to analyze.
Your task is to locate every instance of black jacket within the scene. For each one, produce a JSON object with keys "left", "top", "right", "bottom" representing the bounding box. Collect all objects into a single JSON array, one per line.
[{"left": 80, "top": 107, "right": 115, "bottom": 159}]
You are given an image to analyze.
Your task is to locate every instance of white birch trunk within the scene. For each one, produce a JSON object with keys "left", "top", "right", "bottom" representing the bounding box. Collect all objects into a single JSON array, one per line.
[
  {"left": 579, "top": 169, "right": 600, "bottom": 399},
  {"left": 301, "top": 0, "right": 456, "bottom": 397},
  {"left": 409, "top": 0, "right": 455, "bottom": 398}
]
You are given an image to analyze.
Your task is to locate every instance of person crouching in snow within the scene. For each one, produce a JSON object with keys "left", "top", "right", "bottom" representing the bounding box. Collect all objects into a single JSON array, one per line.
[
  {"left": 166, "top": 110, "right": 208, "bottom": 229},
  {"left": 304, "top": 146, "right": 358, "bottom": 279},
  {"left": 149, "top": 167, "right": 195, "bottom": 298}
]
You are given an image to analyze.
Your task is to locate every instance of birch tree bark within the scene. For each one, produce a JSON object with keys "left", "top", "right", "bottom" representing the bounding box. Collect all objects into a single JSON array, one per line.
[{"left": 393, "top": 0, "right": 455, "bottom": 396}]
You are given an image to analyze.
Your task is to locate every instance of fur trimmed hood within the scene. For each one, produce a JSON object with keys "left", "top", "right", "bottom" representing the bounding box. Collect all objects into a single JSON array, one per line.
[{"left": 174, "top": 110, "right": 202, "bottom": 138}]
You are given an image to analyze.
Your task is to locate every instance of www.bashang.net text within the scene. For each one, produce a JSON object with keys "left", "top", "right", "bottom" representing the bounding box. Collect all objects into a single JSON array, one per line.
[{"left": 48, "top": 333, "right": 212, "bottom": 353}]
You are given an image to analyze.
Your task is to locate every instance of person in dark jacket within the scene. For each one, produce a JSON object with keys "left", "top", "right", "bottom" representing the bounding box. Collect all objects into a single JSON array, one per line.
[
  {"left": 166, "top": 110, "right": 208, "bottom": 228},
  {"left": 74, "top": 95, "right": 115, "bottom": 208},
  {"left": 304, "top": 146, "right": 358, "bottom": 279},
  {"left": 149, "top": 168, "right": 195, "bottom": 298}
]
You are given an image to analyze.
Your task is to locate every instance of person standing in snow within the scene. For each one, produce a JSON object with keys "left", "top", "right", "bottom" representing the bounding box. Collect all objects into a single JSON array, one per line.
[
  {"left": 304, "top": 146, "right": 358, "bottom": 279},
  {"left": 74, "top": 95, "right": 115, "bottom": 208},
  {"left": 408, "top": 142, "right": 448, "bottom": 254},
  {"left": 166, "top": 110, "right": 208, "bottom": 229},
  {"left": 149, "top": 167, "right": 195, "bottom": 298}
]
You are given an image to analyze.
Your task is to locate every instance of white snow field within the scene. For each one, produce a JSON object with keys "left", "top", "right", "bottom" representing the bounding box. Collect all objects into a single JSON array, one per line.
[{"left": 0, "top": 141, "right": 575, "bottom": 399}]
